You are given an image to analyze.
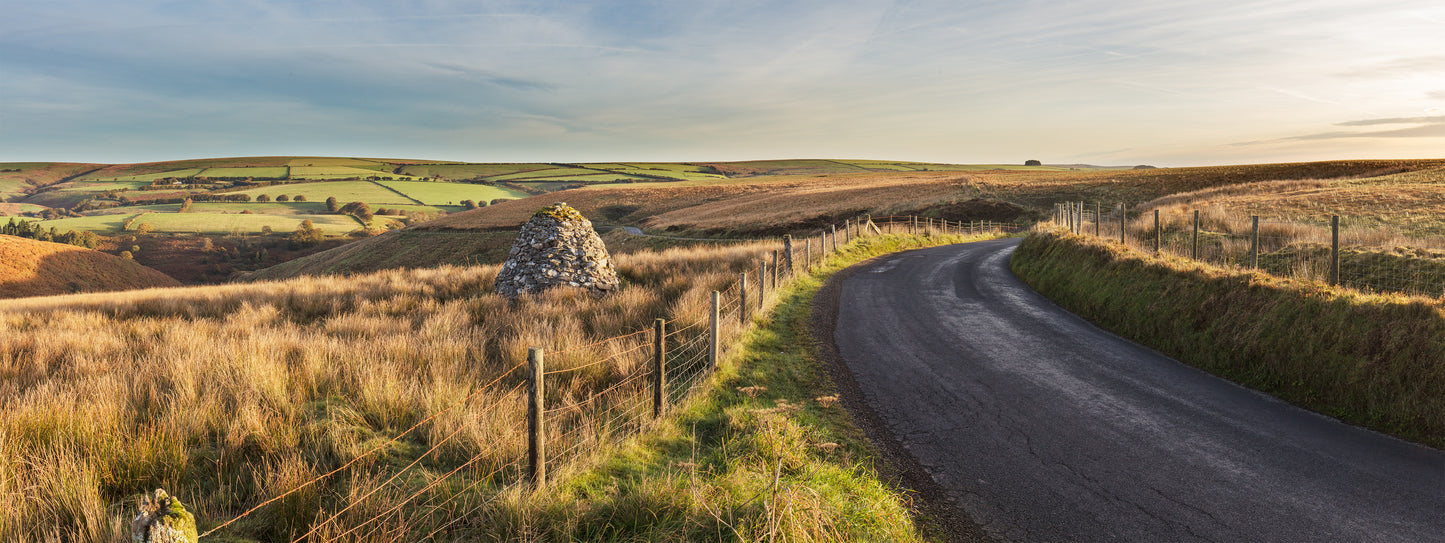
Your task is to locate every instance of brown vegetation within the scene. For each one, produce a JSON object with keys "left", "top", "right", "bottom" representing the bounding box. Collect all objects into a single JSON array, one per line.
[
  {"left": 0, "top": 235, "right": 180, "bottom": 298},
  {"left": 0, "top": 240, "right": 780, "bottom": 541}
]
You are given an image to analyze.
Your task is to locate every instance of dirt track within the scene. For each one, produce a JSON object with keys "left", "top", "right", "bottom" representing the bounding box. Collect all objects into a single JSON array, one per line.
[{"left": 814, "top": 238, "right": 1445, "bottom": 542}]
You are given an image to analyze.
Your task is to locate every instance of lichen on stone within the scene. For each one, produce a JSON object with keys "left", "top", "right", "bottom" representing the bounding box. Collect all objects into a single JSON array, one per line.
[
  {"left": 532, "top": 202, "right": 586, "bottom": 222},
  {"left": 132, "top": 489, "right": 199, "bottom": 543}
]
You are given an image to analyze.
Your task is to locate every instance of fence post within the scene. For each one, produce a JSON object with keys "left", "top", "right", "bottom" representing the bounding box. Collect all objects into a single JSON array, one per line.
[
  {"left": 758, "top": 261, "right": 767, "bottom": 306},
  {"left": 803, "top": 236, "right": 814, "bottom": 271},
  {"left": 1119, "top": 203, "right": 1125, "bottom": 244},
  {"left": 912, "top": 216, "right": 917, "bottom": 235},
  {"left": 1250, "top": 216, "right": 1259, "bottom": 269},
  {"left": 783, "top": 235, "right": 794, "bottom": 274},
  {"left": 1191, "top": 209, "right": 1200, "bottom": 260},
  {"left": 831, "top": 224, "right": 838, "bottom": 251},
  {"left": 653, "top": 318, "right": 666, "bottom": 418},
  {"left": 1095, "top": 202, "right": 1101, "bottom": 237},
  {"left": 1330, "top": 215, "right": 1340, "bottom": 286},
  {"left": 710, "top": 291, "right": 720, "bottom": 371},
  {"left": 772, "top": 250, "right": 780, "bottom": 285},
  {"left": 528, "top": 347, "right": 545, "bottom": 488},
  {"left": 739, "top": 273, "right": 749, "bottom": 325},
  {"left": 1154, "top": 209, "right": 1161, "bottom": 253}
]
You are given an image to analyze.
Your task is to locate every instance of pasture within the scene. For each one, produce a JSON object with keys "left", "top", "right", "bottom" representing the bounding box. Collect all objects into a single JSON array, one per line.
[
  {"left": 223, "top": 180, "right": 417, "bottom": 204},
  {"left": 196, "top": 166, "right": 288, "bottom": 179},
  {"left": 289, "top": 165, "right": 418, "bottom": 180},
  {"left": 376, "top": 180, "right": 528, "bottom": 205},
  {"left": 395, "top": 163, "right": 549, "bottom": 179},
  {"left": 34, "top": 213, "right": 139, "bottom": 233},
  {"left": 129, "top": 212, "right": 363, "bottom": 234}
]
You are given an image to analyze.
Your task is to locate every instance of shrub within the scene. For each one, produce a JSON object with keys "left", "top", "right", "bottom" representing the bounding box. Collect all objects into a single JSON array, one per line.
[{"left": 1024, "top": 159, "right": 1042, "bottom": 166}]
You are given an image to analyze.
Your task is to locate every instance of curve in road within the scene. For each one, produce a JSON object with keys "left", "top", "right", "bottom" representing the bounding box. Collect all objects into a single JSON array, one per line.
[{"left": 825, "top": 238, "right": 1445, "bottom": 542}]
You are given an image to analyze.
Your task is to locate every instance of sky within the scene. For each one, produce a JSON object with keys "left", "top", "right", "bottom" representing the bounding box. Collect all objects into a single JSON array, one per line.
[{"left": 2, "top": 0, "right": 1443, "bottom": 167}]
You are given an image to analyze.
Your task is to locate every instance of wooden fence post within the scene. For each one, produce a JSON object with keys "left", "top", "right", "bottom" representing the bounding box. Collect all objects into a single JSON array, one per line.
[
  {"left": 1191, "top": 210, "right": 1200, "bottom": 260},
  {"left": 805, "top": 238, "right": 812, "bottom": 271},
  {"left": 1095, "top": 202, "right": 1101, "bottom": 237},
  {"left": 831, "top": 224, "right": 838, "bottom": 251},
  {"left": 1154, "top": 209, "right": 1161, "bottom": 253},
  {"left": 758, "top": 261, "right": 767, "bottom": 306},
  {"left": 1250, "top": 216, "right": 1259, "bottom": 269},
  {"left": 528, "top": 347, "right": 545, "bottom": 488},
  {"left": 783, "top": 235, "right": 794, "bottom": 274},
  {"left": 739, "top": 273, "right": 749, "bottom": 325},
  {"left": 710, "top": 291, "right": 720, "bottom": 371},
  {"left": 653, "top": 319, "right": 666, "bottom": 418},
  {"left": 772, "top": 250, "right": 780, "bottom": 285},
  {"left": 912, "top": 216, "right": 917, "bottom": 235},
  {"left": 1118, "top": 203, "right": 1125, "bottom": 244},
  {"left": 1330, "top": 215, "right": 1340, "bottom": 286}
]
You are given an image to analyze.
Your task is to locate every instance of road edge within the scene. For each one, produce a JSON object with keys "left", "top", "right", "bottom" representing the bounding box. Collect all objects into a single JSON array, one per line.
[{"left": 810, "top": 249, "right": 994, "bottom": 543}]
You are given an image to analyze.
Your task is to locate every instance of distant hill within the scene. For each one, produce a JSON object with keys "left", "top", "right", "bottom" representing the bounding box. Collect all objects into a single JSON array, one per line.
[{"left": 0, "top": 235, "right": 181, "bottom": 298}]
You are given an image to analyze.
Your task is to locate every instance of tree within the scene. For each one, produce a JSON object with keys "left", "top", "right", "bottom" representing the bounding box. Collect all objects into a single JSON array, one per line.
[
  {"left": 293, "top": 195, "right": 307, "bottom": 202},
  {"left": 180, "top": 198, "right": 193, "bottom": 213},
  {"left": 276, "top": 194, "right": 289, "bottom": 202},
  {"left": 340, "top": 201, "right": 373, "bottom": 222},
  {"left": 1024, "top": 159, "right": 1042, "bottom": 166},
  {"left": 326, "top": 196, "right": 339, "bottom": 213},
  {"left": 135, "top": 223, "right": 155, "bottom": 235},
  {"left": 261, "top": 225, "right": 274, "bottom": 236},
  {"left": 288, "top": 219, "right": 324, "bottom": 248},
  {"left": 256, "top": 194, "right": 271, "bottom": 203},
  {"left": 462, "top": 199, "right": 477, "bottom": 210},
  {"left": 120, "top": 251, "right": 133, "bottom": 260}
]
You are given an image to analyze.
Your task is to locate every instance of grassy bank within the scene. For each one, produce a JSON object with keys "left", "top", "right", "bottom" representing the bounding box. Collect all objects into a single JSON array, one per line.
[{"left": 1009, "top": 226, "right": 1445, "bottom": 448}]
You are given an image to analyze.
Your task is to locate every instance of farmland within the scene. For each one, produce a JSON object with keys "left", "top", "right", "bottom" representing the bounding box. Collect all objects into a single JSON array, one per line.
[{"left": 130, "top": 212, "right": 363, "bottom": 235}]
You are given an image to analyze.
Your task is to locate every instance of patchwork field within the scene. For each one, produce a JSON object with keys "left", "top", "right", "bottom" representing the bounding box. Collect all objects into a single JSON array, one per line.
[
  {"left": 222, "top": 180, "right": 416, "bottom": 204},
  {"left": 376, "top": 180, "right": 528, "bottom": 205},
  {"left": 129, "top": 212, "right": 363, "bottom": 234}
]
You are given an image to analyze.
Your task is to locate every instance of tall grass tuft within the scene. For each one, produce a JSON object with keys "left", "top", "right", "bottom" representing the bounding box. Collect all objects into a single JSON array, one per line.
[{"left": 0, "top": 241, "right": 779, "bottom": 541}]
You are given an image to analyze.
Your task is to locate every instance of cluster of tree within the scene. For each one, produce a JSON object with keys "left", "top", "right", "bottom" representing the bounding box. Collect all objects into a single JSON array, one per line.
[
  {"left": 288, "top": 219, "right": 324, "bottom": 248},
  {"left": 2, "top": 218, "right": 100, "bottom": 248},
  {"left": 109, "top": 193, "right": 256, "bottom": 207},
  {"left": 338, "top": 201, "right": 373, "bottom": 221}
]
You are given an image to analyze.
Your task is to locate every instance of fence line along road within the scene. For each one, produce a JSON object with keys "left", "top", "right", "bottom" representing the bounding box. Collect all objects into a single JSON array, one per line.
[{"left": 198, "top": 214, "right": 1022, "bottom": 540}]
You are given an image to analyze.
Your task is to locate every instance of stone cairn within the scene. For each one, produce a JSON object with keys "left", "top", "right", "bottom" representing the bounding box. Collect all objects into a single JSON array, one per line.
[
  {"left": 131, "top": 489, "right": 198, "bottom": 543},
  {"left": 495, "top": 203, "right": 620, "bottom": 297}
]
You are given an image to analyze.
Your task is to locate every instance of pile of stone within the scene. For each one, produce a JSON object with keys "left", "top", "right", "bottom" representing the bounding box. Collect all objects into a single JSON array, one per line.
[{"left": 495, "top": 203, "right": 620, "bottom": 297}]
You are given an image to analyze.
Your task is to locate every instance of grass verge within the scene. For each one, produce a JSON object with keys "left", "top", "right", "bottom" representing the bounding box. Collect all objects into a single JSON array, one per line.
[
  {"left": 1009, "top": 226, "right": 1445, "bottom": 448},
  {"left": 461, "top": 231, "right": 1009, "bottom": 541}
]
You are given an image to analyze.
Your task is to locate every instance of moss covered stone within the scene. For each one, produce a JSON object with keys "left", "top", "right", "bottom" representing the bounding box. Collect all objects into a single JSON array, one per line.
[
  {"left": 532, "top": 202, "right": 586, "bottom": 222},
  {"left": 132, "top": 489, "right": 199, "bottom": 543}
]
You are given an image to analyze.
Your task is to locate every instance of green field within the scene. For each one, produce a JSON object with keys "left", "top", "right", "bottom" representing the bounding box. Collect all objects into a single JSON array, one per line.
[
  {"left": 488, "top": 167, "right": 600, "bottom": 181},
  {"left": 0, "top": 179, "right": 28, "bottom": 198},
  {"left": 224, "top": 181, "right": 415, "bottom": 204},
  {"left": 289, "top": 166, "right": 418, "bottom": 180},
  {"left": 285, "top": 157, "right": 390, "bottom": 170},
  {"left": 59, "top": 181, "right": 153, "bottom": 192},
  {"left": 127, "top": 212, "right": 364, "bottom": 234},
  {"left": 395, "top": 163, "right": 550, "bottom": 179},
  {"left": 196, "top": 166, "right": 288, "bottom": 179},
  {"left": 375, "top": 180, "right": 529, "bottom": 206},
  {"left": 583, "top": 163, "right": 727, "bottom": 180},
  {"left": 95, "top": 169, "right": 204, "bottom": 182},
  {"left": 34, "top": 213, "right": 140, "bottom": 233}
]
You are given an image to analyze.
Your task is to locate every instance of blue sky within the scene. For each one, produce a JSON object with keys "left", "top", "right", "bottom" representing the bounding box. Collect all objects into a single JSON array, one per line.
[{"left": 2, "top": 0, "right": 1443, "bottom": 166}]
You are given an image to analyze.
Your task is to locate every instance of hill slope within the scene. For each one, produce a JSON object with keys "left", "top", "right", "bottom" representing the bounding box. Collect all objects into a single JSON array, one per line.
[{"left": 0, "top": 235, "right": 181, "bottom": 298}]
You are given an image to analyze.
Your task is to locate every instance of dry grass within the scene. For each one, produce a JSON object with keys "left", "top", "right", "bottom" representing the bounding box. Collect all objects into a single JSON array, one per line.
[
  {"left": 0, "top": 235, "right": 181, "bottom": 299},
  {"left": 0, "top": 240, "right": 781, "bottom": 541}
]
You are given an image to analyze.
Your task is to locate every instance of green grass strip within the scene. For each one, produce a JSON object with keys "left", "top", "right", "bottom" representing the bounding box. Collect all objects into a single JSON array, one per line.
[
  {"left": 1010, "top": 226, "right": 1445, "bottom": 448},
  {"left": 472, "top": 232, "right": 1006, "bottom": 541}
]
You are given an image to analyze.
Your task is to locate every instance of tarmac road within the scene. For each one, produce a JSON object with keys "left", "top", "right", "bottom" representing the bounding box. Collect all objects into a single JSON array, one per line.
[{"left": 825, "top": 238, "right": 1445, "bottom": 542}]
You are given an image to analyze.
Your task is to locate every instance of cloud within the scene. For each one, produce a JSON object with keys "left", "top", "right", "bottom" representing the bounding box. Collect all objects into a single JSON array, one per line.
[
  {"left": 1336, "top": 115, "right": 1445, "bottom": 127},
  {"left": 1428, "top": 90, "right": 1445, "bottom": 100},
  {"left": 1336, "top": 56, "right": 1445, "bottom": 79},
  {"left": 1233, "top": 116, "right": 1445, "bottom": 145}
]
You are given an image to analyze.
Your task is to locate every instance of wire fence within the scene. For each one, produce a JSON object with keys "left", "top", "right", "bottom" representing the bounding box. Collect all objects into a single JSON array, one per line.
[
  {"left": 1052, "top": 201, "right": 1445, "bottom": 299},
  {"left": 195, "top": 214, "right": 1024, "bottom": 541}
]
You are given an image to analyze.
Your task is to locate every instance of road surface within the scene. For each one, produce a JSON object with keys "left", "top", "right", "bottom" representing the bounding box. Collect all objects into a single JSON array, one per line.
[{"left": 824, "top": 238, "right": 1445, "bottom": 542}]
